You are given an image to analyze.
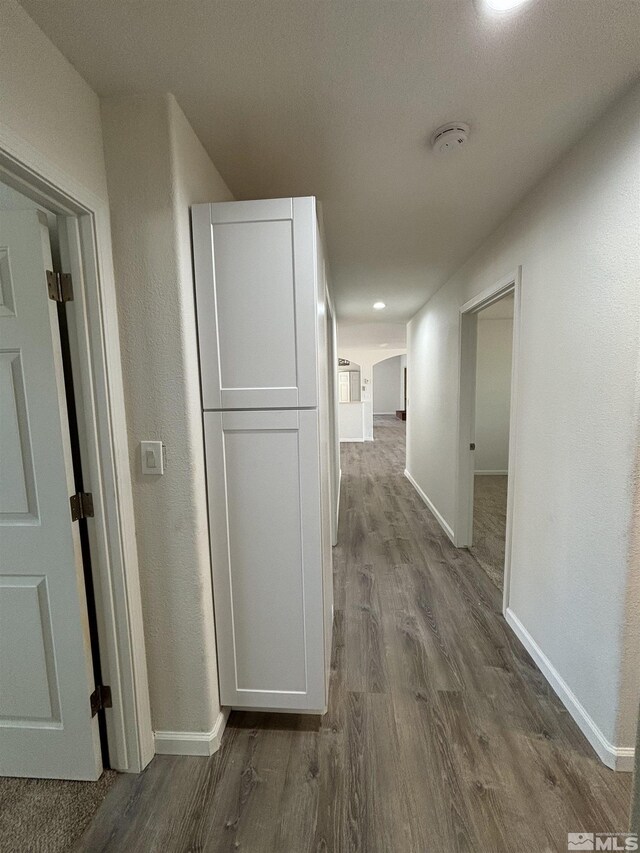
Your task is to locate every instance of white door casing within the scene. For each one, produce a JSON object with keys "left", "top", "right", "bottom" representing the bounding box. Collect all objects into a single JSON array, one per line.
[
  {"left": 0, "top": 210, "right": 101, "bottom": 779},
  {"left": 315, "top": 230, "right": 334, "bottom": 696},
  {"left": 455, "top": 267, "right": 522, "bottom": 616}
]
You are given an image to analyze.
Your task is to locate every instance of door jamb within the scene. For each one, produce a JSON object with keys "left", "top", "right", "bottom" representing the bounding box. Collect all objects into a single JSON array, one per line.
[
  {"left": 325, "top": 289, "right": 340, "bottom": 546},
  {"left": 454, "top": 267, "right": 522, "bottom": 616},
  {"left": 0, "top": 129, "right": 154, "bottom": 773}
]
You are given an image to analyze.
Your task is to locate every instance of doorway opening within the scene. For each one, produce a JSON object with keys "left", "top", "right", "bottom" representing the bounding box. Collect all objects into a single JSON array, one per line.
[
  {"left": 402, "top": 364, "right": 407, "bottom": 419},
  {"left": 468, "top": 293, "right": 514, "bottom": 591},
  {"left": 338, "top": 359, "right": 361, "bottom": 402},
  {"left": 455, "top": 268, "right": 521, "bottom": 612},
  {"left": 338, "top": 358, "right": 364, "bottom": 442},
  {"left": 372, "top": 354, "right": 407, "bottom": 422}
]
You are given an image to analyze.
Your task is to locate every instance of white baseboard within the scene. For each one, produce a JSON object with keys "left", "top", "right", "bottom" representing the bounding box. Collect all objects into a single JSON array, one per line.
[
  {"left": 154, "top": 707, "right": 230, "bottom": 757},
  {"left": 475, "top": 470, "right": 508, "bottom": 476},
  {"left": 340, "top": 437, "right": 364, "bottom": 443},
  {"left": 404, "top": 468, "right": 456, "bottom": 545},
  {"left": 373, "top": 411, "right": 396, "bottom": 416},
  {"left": 505, "top": 609, "right": 634, "bottom": 772}
]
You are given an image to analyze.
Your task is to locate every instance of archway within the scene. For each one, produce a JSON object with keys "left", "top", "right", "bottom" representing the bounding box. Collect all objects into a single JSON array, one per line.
[{"left": 372, "top": 354, "right": 407, "bottom": 419}]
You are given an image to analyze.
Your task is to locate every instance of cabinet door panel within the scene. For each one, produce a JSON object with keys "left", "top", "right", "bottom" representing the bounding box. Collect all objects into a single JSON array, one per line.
[
  {"left": 193, "top": 198, "right": 318, "bottom": 410},
  {"left": 204, "top": 409, "right": 326, "bottom": 711}
]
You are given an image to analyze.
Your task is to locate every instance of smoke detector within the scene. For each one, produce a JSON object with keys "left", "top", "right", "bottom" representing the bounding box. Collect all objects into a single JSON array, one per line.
[{"left": 431, "top": 122, "right": 470, "bottom": 155}]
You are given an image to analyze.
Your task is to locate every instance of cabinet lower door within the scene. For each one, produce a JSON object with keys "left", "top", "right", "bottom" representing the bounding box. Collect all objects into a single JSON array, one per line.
[{"left": 204, "top": 409, "right": 327, "bottom": 712}]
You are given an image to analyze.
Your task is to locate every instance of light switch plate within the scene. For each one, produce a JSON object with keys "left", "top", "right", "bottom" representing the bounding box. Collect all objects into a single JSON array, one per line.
[{"left": 141, "top": 440, "right": 164, "bottom": 475}]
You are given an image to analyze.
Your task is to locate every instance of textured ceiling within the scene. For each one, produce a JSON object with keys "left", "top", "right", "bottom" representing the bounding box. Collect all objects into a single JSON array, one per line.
[
  {"left": 18, "top": 0, "right": 640, "bottom": 322},
  {"left": 338, "top": 322, "right": 408, "bottom": 350}
]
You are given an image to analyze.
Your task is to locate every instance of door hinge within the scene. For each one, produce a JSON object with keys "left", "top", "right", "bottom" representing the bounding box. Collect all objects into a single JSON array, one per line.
[
  {"left": 46, "top": 270, "right": 74, "bottom": 302},
  {"left": 70, "top": 492, "right": 94, "bottom": 521},
  {"left": 90, "top": 685, "right": 112, "bottom": 717}
]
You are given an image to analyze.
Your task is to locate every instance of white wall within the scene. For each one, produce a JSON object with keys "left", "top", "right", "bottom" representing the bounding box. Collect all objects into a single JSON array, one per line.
[
  {"left": 339, "top": 402, "right": 365, "bottom": 442},
  {"left": 373, "top": 355, "right": 404, "bottom": 414},
  {"left": 0, "top": 5, "right": 231, "bottom": 744},
  {"left": 475, "top": 318, "right": 513, "bottom": 473},
  {"left": 101, "top": 93, "right": 233, "bottom": 739},
  {"left": 0, "top": 0, "right": 109, "bottom": 201},
  {"left": 407, "top": 81, "right": 640, "bottom": 765},
  {"left": 0, "top": 0, "right": 154, "bottom": 769}
]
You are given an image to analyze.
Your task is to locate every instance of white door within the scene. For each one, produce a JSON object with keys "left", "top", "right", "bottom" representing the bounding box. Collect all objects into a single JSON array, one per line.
[
  {"left": 0, "top": 210, "right": 101, "bottom": 779},
  {"left": 204, "top": 409, "right": 327, "bottom": 712},
  {"left": 192, "top": 197, "right": 319, "bottom": 410},
  {"left": 338, "top": 372, "right": 350, "bottom": 402},
  {"left": 349, "top": 370, "right": 360, "bottom": 402}
]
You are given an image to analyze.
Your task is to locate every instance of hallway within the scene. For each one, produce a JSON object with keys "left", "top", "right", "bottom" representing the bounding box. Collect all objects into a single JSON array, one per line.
[{"left": 77, "top": 416, "right": 631, "bottom": 853}]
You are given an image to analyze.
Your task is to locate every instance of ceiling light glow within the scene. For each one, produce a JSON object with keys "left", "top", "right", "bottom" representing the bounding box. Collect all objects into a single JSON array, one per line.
[
  {"left": 373, "top": 302, "right": 386, "bottom": 310},
  {"left": 484, "top": 0, "right": 532, "bottom": 11}
]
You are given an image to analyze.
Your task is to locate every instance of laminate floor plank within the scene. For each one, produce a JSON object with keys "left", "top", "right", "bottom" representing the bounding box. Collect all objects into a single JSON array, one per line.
[
  {"left": 470, "top": 475, "right": 508, "bottom": 591},
  {"left": 75, "top": 415, "right": 631, "bottom": 853}
]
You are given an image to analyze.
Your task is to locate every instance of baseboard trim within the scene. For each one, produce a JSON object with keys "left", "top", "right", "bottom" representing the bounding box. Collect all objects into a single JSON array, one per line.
[
  {"left": 154, "top": 707, "right": 230, "bottom": 757},
  {"left": 340, "top": 437, "right": 364, "bottom": 443},
  {"left": 505, "top": 608, "right": 634, "bottom": 772},
  {"left": 404, "top": 469, "right": 456, "bottom": 545},
  {"left": 475, "top": 470, "right": 508, "bottom": 476}
]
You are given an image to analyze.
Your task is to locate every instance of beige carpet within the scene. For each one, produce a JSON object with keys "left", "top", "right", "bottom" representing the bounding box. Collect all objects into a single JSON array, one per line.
[
  {"left": 469, "top": 474, "right": 508, "bottom": 591},
  {"left": 0, "top": 770, "right": 117, "bottom": 853}
]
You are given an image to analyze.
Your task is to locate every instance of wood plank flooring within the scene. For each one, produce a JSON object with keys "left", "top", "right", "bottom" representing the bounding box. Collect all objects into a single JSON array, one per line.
[
  {"left": 76, "top": 415, "right": 631, "bottom": 853},
  {"left": 469, "top": 474, "right": 508, "bottom": 591}
]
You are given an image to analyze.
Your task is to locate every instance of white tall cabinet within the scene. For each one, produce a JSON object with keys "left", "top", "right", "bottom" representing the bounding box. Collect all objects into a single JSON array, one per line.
[{"left": 192, "top": 197, "right": 335, "bottom": 713}]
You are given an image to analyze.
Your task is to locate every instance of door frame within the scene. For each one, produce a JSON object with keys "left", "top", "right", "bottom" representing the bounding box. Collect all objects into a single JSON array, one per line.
[
  {"left": 325, "top": 289, "right": 340, "bottom": 546},
  {"left": 454, "top": 267, "right": 522, "bottom": 615},
  {"left": 0, "top": 127, "right": 154, "bottom": 773}
]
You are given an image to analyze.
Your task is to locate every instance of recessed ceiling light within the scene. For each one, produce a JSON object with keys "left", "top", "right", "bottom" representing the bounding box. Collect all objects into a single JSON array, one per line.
[
  {"left": 373, "top": 302, "right": 386, "bottom": 310},
  {"left": 484, "top": 0, "right": 532, "bottom": 11}
]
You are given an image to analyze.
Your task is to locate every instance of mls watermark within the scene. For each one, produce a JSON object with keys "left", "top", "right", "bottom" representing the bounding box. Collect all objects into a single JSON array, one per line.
[{"left": 568, "top": 833, "right": 639, "bottom": 851}]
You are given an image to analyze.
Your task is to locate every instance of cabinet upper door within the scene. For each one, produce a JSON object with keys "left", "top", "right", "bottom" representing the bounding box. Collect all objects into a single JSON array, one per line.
[{"left": 193, "top": 197, "right": 319, "bottom": 410}]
